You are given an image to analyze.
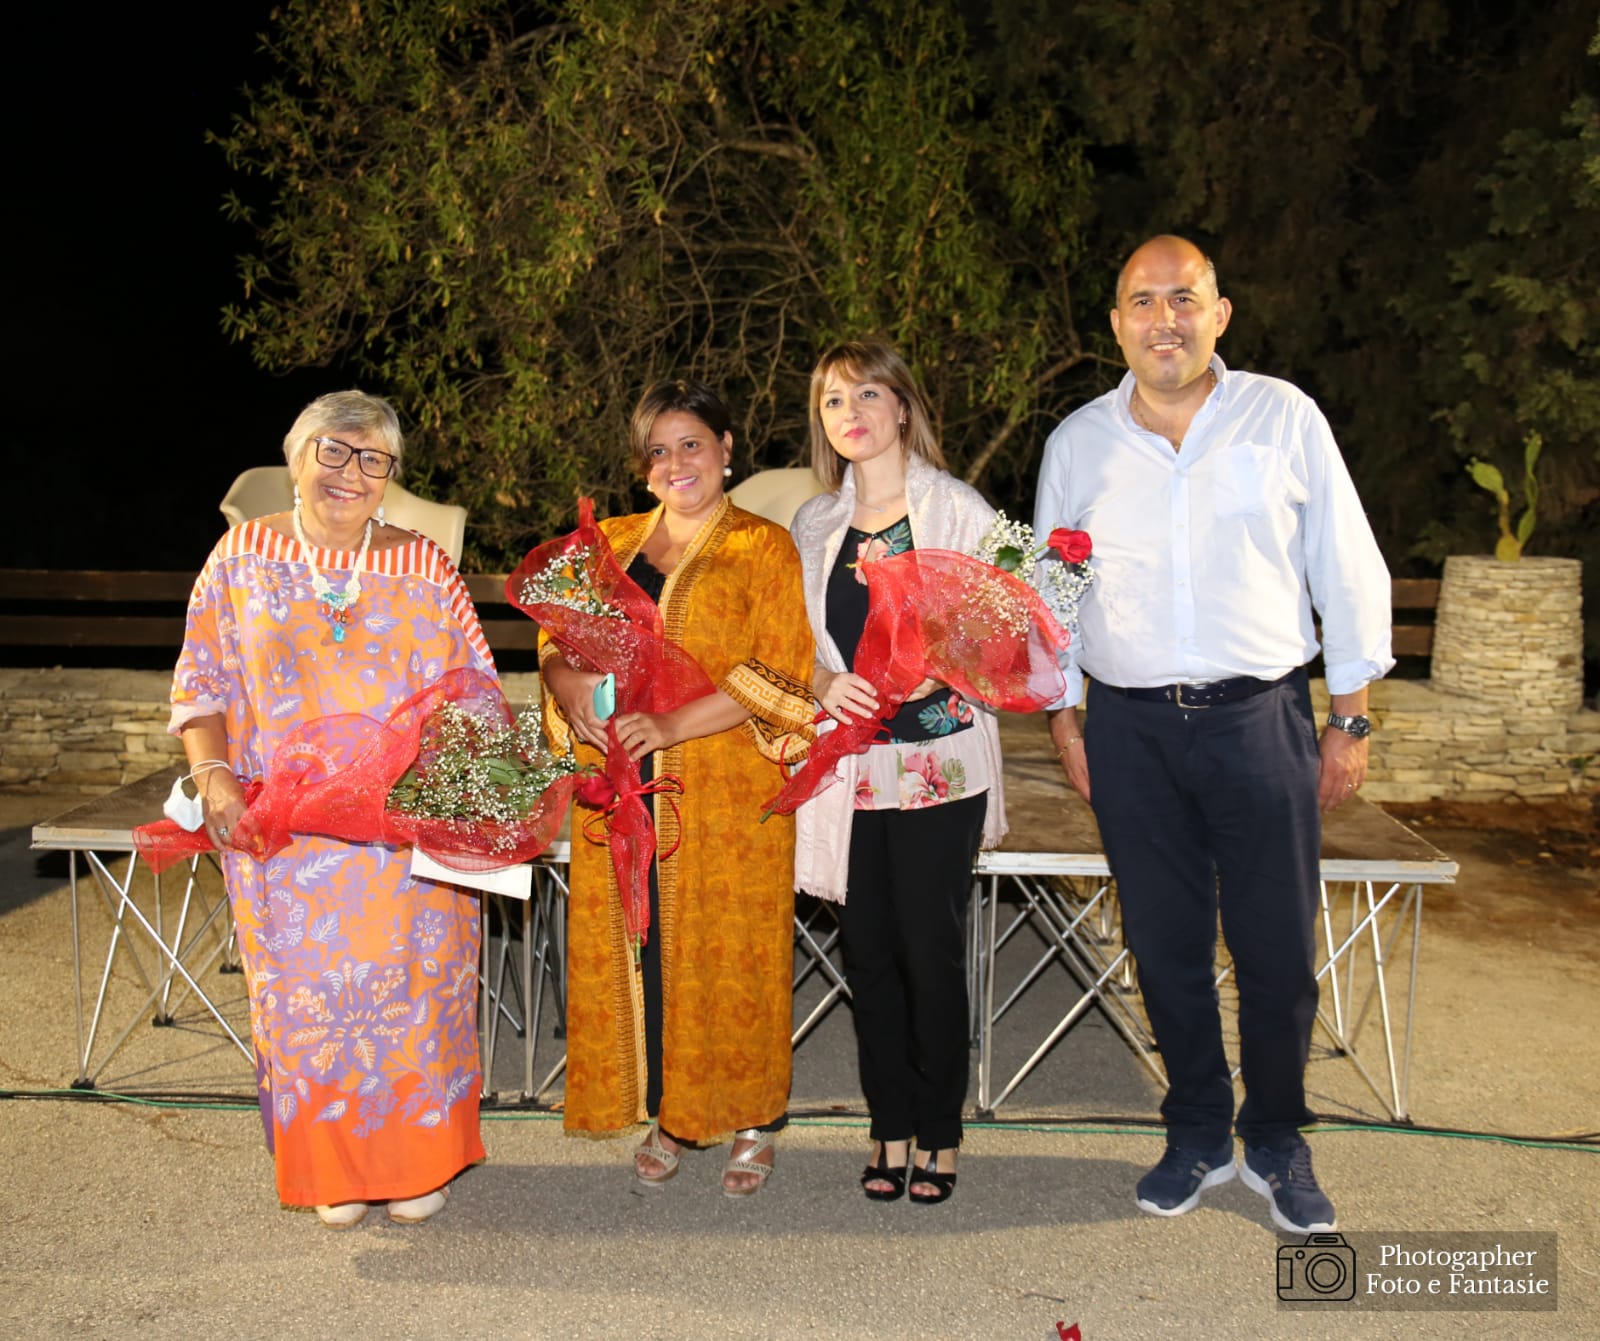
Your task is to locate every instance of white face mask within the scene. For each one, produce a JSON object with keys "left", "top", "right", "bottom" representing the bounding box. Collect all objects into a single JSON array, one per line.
[{"left": 163, "top": 776, "right": 206, "bottom": 832}]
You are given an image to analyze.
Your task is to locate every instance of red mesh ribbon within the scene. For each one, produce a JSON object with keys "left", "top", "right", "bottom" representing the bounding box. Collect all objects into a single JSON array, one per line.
[
  {"left": 133, "top": 668, "right": 580, "bottom": 877},
  {"left": 507, "top": 498, "right": 716, "bottom": 948},
  {"left": 763, "top": 548, "right": 1071, "bottom": 817}
]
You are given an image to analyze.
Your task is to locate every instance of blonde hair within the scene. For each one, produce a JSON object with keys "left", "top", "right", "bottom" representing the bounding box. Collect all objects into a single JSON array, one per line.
[{"left": 807, "top": 339, "right": 946, "bottom": 491}]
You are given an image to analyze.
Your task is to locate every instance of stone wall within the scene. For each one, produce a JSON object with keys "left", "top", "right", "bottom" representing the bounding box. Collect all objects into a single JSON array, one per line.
[
  {"left": 1311, "top": 679, "right": 1600, "bottom": 804},
  {"left": 0, "top": 670, "right": 183, "bottom": 793},
  {"left": 3, "top": 668, "right": 1595, "bottom": 803},
  {"left": 0, "top": 670, "right": 543, "bottom": 796}
]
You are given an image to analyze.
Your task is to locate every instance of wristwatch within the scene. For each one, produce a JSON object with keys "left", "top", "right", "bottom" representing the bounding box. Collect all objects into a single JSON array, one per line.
[{"left": 1325, "top": 712, "right": 1373, "bottom": 740}]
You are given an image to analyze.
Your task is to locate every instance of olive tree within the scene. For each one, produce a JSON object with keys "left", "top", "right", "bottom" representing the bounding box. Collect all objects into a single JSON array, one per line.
[{"left": 217, "top": 0, "right": 1099, "bottom": 561}]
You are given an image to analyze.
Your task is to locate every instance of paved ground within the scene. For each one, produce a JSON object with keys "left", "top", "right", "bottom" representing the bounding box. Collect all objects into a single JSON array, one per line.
[{"left": 1, "top": 770, "right": 1596, "bottom": 1340}]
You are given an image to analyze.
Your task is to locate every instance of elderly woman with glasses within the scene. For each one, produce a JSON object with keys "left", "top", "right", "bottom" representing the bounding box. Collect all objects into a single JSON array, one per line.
[{"left": 169, "top": 390, "right": 495, "bottom": 1229}]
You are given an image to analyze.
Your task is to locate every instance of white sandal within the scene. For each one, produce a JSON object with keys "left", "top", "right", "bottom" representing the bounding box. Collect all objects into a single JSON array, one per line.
[
  {"left": 387, "top": 1185, "right": 449, "bottom": 1225},
  {"left": 722, "top": 1128, "right": 775, "bottom": 1198},
  {"left": 315, "top": 1201, "right": 369, "bottom": 1229},
  {"left": 634, "top": 1122, "right": 680, "bottom": 1188}
]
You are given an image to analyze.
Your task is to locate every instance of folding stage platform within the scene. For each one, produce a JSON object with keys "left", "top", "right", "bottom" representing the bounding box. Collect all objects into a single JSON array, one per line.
[{"left": 33, "top": 720, "right": 1456, "bottom": 1121}]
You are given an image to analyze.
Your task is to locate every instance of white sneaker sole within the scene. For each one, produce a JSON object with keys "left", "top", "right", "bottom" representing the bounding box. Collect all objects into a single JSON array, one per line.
[
  {"left": 1238, "top": 1160, "right": 1336, "bottom": 1233},
  {"left": 1136, "top": 1160, "right": 1236, "bottom": 1217}
]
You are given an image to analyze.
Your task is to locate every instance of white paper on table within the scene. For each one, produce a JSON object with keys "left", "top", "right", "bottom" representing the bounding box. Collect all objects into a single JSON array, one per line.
[{"left": 410, "top": 847, "right": 533, "bottom": 900}]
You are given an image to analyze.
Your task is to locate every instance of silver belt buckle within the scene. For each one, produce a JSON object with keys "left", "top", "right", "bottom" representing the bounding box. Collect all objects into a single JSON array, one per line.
[{"left": 1175, "top": 682, "right": 1211, "bottom": 709}]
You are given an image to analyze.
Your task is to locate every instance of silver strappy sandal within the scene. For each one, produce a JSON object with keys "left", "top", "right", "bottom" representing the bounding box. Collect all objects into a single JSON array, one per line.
[
  {"left": 634, "top": 1122, "right": 681, "bottom": 1188},
  {"left": 721, "top": 1128, "right": 775, "bottom": 1198}
]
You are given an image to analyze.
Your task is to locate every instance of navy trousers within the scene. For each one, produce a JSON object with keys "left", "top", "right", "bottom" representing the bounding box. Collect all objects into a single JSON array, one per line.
[
  {"left": 1085, "top": 671, "right": 1322, "bottom": 1150},
  {"left": 839, "top": 793, "right": 987, "bottom": 1152}
]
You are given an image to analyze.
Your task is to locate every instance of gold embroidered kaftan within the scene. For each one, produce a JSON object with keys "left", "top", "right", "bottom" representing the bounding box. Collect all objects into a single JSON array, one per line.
[{"left": 544, "top": 499, "right": 814, "bottom": 1140}]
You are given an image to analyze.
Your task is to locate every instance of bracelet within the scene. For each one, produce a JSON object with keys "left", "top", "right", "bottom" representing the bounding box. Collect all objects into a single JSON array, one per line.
[
  {"left": 186, "top": 758, "right": 232, "bottom": 780},
  {"left": 1055, "top": 738, "right": 1083, "bottom": 756}
]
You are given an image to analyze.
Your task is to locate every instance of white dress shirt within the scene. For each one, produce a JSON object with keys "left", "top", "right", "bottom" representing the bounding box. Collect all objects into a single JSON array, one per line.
[{"left": 1033, "top": 356, "right": 1394, "bottom": 707}]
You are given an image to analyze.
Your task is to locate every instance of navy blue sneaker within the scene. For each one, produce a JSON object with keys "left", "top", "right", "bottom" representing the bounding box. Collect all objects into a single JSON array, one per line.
[
  {"left": 1240, "top": 1140, "right": 1337, "bottom": 1233},
  {"left": 1135, "top": 1139, "right": 1236, "bottom": 1217}
]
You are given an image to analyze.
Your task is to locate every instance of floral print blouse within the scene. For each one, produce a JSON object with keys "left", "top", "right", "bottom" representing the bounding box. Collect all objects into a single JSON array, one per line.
[{"left": 825, "top": 518, "right": 990, "bottom": 811}]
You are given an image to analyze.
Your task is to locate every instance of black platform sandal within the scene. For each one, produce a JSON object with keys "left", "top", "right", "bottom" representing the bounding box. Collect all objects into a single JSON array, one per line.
[
  {"left": 860, "top": 1141, "right": 908, "bottom": 1202},
  {"left": 909, "top": 1149, "right": 957, "bottom": 1205}
]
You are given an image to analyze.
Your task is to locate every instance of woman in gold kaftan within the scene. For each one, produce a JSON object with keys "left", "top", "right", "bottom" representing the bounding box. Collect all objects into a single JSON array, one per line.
[{"left": 540, "top": 381, "right": 813, "bottom": 1196}]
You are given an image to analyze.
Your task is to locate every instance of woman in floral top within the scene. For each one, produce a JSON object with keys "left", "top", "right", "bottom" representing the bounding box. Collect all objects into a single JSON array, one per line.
[{"left": 791, "top": 339, "right": 1008, "bottom": 1205}]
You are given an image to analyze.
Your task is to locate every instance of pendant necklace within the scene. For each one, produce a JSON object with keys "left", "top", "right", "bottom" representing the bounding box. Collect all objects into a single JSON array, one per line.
[
  {"left": 1131, "top": 367, "right": 1217, "bottom": 449},
  {"left": 293, "top": 504, "right": 372, "bottom": 644}
]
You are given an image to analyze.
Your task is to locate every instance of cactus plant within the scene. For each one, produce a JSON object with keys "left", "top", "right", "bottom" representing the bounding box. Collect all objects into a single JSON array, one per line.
[{"left": 1466, "top": 431, "right": 1542, "bottom": 561}]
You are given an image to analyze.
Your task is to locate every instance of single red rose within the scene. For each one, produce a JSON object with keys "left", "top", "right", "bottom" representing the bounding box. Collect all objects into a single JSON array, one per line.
[
  {"left": 575, "top": 773, "right": 617, "bottom": 808},
  {"left": 1048, "top": 528, "right": 1092, "bottom": 565}
]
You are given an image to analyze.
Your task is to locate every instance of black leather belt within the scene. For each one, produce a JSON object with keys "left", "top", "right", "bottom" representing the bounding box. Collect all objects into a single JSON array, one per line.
[{"left": 1096, "top": 671, "right": 1294, "bottom": 709}]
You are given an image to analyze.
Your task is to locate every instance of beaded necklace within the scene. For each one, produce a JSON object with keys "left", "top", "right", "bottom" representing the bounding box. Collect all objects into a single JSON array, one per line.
[{"left": 292, "top": 504, "right": 372, "bottom": 644}]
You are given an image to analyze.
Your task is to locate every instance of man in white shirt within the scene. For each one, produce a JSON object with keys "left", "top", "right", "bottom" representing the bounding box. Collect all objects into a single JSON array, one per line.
[{"left": 1033, "top": 235, "right": 1394, "bottom": 1234}]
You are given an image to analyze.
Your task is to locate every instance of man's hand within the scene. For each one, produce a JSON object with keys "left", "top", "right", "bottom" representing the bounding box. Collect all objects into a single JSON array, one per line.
[
  {"left": 1049, "top": 708, "right": 1090, "bottom": 803},
  {"left": 1317, "top": 727, "right": 1368, "bottom": 812}
]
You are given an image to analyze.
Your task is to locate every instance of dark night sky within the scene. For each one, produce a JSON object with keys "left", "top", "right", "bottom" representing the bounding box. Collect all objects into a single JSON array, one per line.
[{"left": 7, "top": 8, "right": 332, "bottom": 573}]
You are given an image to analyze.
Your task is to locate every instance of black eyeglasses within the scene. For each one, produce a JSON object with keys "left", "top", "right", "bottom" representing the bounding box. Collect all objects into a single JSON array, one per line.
[{"left": 311, "top": 436, "right": 397, "bottom": 479}]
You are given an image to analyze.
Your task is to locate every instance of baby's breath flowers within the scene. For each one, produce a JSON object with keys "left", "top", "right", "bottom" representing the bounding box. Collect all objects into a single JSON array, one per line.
[
  {"left": 971, "top": 512, "right": 1095, "bottom": 632},
  {"left": 516, "top": 545, "right": 626, "bottom": 618},
  {"left": 387, "top": 704, "right": 580, "bottom": 853}
]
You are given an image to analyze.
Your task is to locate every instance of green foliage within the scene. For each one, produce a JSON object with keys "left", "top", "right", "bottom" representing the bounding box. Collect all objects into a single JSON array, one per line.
[
  {"left": 215, "top": 0, "right": 1099, "bottom": 563},
  {"left": 998, "top": 0, "right": 1598, "bottom": 658},
  {"left": 1467, "top": 432, "right": 1544, "bottom": 561},
  {"left": 1407, "top": 17, "right": 1597, "bottom": 631}
]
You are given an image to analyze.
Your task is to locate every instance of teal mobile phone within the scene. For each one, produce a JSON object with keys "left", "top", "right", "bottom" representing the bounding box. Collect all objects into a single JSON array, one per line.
[{"left": 592, "top": 672, "right": 617, "bottom": 722}]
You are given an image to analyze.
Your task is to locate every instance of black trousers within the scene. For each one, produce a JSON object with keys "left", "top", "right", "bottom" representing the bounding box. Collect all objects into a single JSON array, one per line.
[
  {"left": 838, "top": 793, "right": 987, "bottom": 1152},
  {"left": 1085, "top": 671, "right": 1322, "bottom": 1151}
]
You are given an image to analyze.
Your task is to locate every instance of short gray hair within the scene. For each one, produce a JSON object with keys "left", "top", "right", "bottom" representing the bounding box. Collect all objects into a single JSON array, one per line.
[{"left": 282, "top": 391, "right": 404, "bottom": 476}]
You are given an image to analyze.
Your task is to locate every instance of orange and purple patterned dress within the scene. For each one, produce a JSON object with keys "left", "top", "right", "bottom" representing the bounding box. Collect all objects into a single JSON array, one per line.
[{"left": 169, "top": 521, "right": 493, "bottom": 1206}]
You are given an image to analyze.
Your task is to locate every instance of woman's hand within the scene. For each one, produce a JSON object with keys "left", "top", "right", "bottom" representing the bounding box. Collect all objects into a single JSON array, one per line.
[
  {"left": 180, "top": 715, "right": 245, "bottom": 851},
  {"left": 906, "top": 676, "right": 944, "bottom": 701},
  {"left": 542, "top": 654, "right": 610, "bottom": 749},
  {"left": 815, "top": 666, "right": 881, "bottom": 724},
  {"left": 612, "top": 690, "right": 752, "bottom": 762},
  {"left": 199, "top": 768, "right": 248, "bottom": 851},
  {"left": 612, "top": 711, "right": 677, "bottom": 762}
]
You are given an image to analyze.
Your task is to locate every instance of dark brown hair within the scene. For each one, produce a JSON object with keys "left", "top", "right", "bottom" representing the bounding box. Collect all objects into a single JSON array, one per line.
[{"left": 628, "top": 380, "right": 733, "bottom": 479}]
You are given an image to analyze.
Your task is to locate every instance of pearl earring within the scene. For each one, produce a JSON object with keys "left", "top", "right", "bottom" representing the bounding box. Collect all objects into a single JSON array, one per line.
[
  {"left": 723, "top": 465, "right": 733, "bottom": 479},
  {"left": 376, "top": 505, "right": 387, "bottom": 527},
  {"left": 293, "top": 483, "right": 303, "bottom": 508}
]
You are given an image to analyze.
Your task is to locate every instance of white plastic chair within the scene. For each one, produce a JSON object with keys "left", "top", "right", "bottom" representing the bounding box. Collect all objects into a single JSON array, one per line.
[
  {"left": 220, "top": 467, "right": 468, "bottom": 565},
  {"left": 728, "top": 467, "right": 827, "bottom": 529}
]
